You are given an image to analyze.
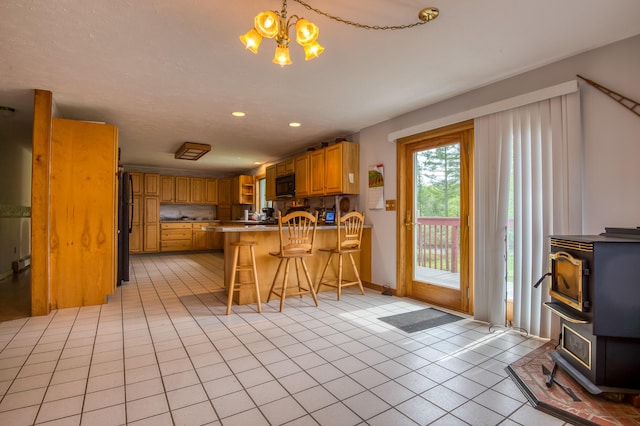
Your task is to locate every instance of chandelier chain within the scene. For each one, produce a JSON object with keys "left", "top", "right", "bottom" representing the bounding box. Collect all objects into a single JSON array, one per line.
[{"left": 292, "top": 0, "right": 428, "bottom": 30}]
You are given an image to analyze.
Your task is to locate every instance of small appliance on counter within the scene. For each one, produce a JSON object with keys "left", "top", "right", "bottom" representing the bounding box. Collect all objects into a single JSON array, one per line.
[
  {"left": 324, "top": 210, "right": 335, "bottom": 225},
  {"left": 262, "top": 207, "right": 277, "bottom": 224}
]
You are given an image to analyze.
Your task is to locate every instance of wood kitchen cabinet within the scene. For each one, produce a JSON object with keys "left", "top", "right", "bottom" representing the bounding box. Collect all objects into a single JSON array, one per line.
[
  {"left": 49, "top": 118, "right": 118, "bottom": 309},
  {"left": 160, "top": 222, "right": 192, "bottom": 252},
  {"left": 309, "top": 149, "right": 326, "bottom": 196},
  {"left": 205, "top": 178, "right": 218, "bottom": 204},
  {"left": 325, "top": 142, "right": 359, "bottom": 194},
  {"left": 232, "top": 175, "right": 254, "bottom": 205},
  {"left": 206, "top": 223, "right": 223, "bottom": 249},
  {"left": 144, "top": 173, "right": 160, "bottom": 195},
  {"left": 218, "top": 178, "right": 231, "bottom": 205},
  {"left": 129, "top": 194, "right": 142, "bottom": 253},
  {"left": 191, "top": 222, "right": 208, "bottom": 250},
  {"left": 217, "top": 178, "right": 232, "bottom": 219},
  {"left": 191, "top": 178, "right": 206, "bottom": 203},
  {"left": 192, "top": 222, "right": 222, "bottom": 250},
  {"left": 129, "top": 172, "right": 143, "bottom": 254},
  {"left": 295, "top": 153, "right": 310, "bottom": 198},
  {"left": 143, "top": 195, "right": 159, "bottom": 252},
  {"left": 265, "top": 165, "right": 276, "bottom": 201},
  {"left": 309, "top": 142, "right": 359, "bottom": 196},
  {"left": 175, "top": 176, "right": 190, "bottom": 203},
  {"left": 131, "top": 172, "right": 143, "bottom": 195},
  {"left": 276, "top": 159, "right": 294, "bottom": 176},
  {"left": 160, "top": 175, "right": 174, "bottom": 202}
]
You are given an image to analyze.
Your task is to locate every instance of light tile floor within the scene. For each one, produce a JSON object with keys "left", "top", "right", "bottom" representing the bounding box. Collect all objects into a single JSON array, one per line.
[{"left": 0, "top": 252, "right": 570, "bottom": 425}]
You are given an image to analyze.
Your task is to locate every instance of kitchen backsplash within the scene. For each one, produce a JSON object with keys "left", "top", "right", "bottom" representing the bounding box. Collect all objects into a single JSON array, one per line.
[{"left": 160, "top": 204, "right": 216, "bottom": 221}]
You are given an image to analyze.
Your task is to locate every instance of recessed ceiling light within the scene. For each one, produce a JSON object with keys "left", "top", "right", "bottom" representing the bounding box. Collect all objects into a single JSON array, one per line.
[
  {"left": 232, "top": 111, "right": 246, "bottom": 117},
  {"left": 289, "top": 122, "right": 301, "bottom": 127}
]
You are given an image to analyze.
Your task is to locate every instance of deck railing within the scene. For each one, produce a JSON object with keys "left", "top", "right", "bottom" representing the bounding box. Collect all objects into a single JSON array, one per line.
[{"left": 416, "top": 217, "right": 459, "bottom": 273}]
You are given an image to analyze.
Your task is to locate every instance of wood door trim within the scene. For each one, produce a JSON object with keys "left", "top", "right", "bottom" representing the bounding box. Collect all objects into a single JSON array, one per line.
[
  {"left": 396, "top": 120, "right": 474, "bottom": 314},
  {"left": 31, "top": 89, "right": 53, "bottom": 316}
]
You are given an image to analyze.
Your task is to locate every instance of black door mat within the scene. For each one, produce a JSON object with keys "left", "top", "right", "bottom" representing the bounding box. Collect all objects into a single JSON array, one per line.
[{"left": 378, "top": 308, "right": 463, "bottom": 333}]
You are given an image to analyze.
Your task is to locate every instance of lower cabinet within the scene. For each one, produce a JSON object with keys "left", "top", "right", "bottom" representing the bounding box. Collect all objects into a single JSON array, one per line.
[
  {"left": 193, "top": 222, "right": 223, "bottom": 250},
  {"left": 159, "top": 222, "right": 223, "bottom": 252},
  {"left": 192, "top": 223, "right": 208, "bottom": 250},
  {"left": 160, "top": 223, "right": 192, "bottom": 252}
]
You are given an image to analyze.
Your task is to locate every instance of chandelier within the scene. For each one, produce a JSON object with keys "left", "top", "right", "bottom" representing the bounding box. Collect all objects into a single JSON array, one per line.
[{"left": 240, "top": 0, "right": 439, "bottom": 67}]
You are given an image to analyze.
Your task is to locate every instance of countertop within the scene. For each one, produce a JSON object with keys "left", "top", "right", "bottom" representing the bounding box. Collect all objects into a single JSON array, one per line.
[
  {"left": 160, "top": 219, "right": 219, "bottom": 223},
  {"left": 202, "top": 223, "right": 373, "bottom": 232}
]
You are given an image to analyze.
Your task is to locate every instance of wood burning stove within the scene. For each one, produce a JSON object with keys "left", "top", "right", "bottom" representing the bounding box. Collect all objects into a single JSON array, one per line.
[{"left": 537, "top": 229, "right": 640, "bottom": 394}]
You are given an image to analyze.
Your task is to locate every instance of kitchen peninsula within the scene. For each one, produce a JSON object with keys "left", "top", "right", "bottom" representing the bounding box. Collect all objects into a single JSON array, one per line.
[{"left": 204, "top": 223, "right": 372, "bottom": 305}]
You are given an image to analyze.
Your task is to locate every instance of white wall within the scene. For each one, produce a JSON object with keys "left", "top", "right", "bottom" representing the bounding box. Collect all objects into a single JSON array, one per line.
[{"left": 357, "top": 35, "right": 640, "bottom": 289}]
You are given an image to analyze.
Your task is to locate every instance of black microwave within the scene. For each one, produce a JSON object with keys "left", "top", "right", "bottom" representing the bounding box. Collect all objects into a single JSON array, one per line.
[{"left": 275, "top": 174, "right": 295, "bottom": 197}]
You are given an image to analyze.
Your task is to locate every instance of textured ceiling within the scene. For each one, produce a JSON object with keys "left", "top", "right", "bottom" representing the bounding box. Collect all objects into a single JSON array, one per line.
[{"left": 1, "top": 0, "right": 640, "bottom": 175}]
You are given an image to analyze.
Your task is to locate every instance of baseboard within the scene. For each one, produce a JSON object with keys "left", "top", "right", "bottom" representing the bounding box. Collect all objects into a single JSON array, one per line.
[{"left": 363, "top": 281, "right": 396, "bottom": 296}]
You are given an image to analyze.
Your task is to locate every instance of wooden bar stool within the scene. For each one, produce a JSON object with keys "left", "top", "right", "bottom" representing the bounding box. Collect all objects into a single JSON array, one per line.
[
  {"left": 267, "top": 211, "right": 319, "bottom": 312},
  {"left": 316, "top": 212, "right": 366, "bottom": 300},
  {"left": 227, "top": 240, "right": 261, "bottom": 315}
]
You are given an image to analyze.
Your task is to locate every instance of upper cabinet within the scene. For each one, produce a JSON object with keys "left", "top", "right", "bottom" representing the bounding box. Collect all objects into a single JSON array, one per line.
[
  {"left": 309, "top": 149, "right": 326, "bottom": 196},
  {"left": 144, "top": 173, "right": 160, "bottom": 195},
  {"left": 160, "top": 175, "right": 174, "bottom": 202},
  {"left": 131, "top": 172, "right": 143, "bottom": 195},
  {"left": 205, "top": 178, "right": 218, "bottom": 204},
  {"left": 232, "top": 175, "right": 254, "bottom": 205},
  {"left": 218, "top": 178, "right": 231, "bottom": 205},
  {"left": 174, "top": 176, "right": 190, "bottom": 203},
  {"left": 276, "top": 159, "right": 295, "bottom": 176},
  {"left": 325, "top": 142, "right": 359, "bottom": 194},
  {"left": 158, "top": 175, "right": 218, "bottom": 205},
  {"left": 309, "top": 142, "right": 359, "bottom": 196},
  {"left": 190, "top": 178, "right": 206, "bottom": 204},
  {"left": 265, "top": 165, "right": 276, "bottom": 201},
  {"left": 295, "top": 153, "right": 310, "bottom": 198}
]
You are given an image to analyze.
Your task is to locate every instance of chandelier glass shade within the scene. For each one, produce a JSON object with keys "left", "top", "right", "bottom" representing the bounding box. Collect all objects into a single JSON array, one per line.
[
  {"left": 239, "top": 0, "right": 439, "bottom": 67},
  {"left": 239, "top": 0, "right": 323, "bottom": 67}
]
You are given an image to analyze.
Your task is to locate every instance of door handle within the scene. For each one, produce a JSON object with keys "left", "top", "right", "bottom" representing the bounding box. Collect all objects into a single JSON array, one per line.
[{"left": 405, "top": 211, "right": 412, "bottom": 229}]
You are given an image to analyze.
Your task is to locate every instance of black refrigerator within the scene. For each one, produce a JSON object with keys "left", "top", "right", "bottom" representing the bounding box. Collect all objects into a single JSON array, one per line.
[{"left": 117, "top": 168, "right": 133, "bottom": 285}]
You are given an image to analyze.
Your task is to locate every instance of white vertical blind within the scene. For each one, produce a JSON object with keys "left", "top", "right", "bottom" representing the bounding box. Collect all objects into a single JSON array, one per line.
[{"left": 474, "top": 92, "right": 582, "bottom": 338}]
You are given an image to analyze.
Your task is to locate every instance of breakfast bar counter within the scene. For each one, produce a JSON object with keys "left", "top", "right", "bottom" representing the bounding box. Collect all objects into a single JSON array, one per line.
[{"left": 202, "top": 224, "right": 372, "bottom": 305}]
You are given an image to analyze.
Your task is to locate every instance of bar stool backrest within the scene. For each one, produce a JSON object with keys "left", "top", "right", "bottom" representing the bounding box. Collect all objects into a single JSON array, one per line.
[
  {"left": 337, "top": 211, "right": 365, "bottom": 251},
  {"left": 276, "top": 211, "right": 318, "bottom": 256}
]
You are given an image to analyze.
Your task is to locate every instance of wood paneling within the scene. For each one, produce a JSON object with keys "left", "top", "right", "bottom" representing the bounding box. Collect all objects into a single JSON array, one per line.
[
  {"left": 49, "top": 118, "right": 118, "bottom": 309},
  {"left": 31, "top": 89, "right": 53, "bottom": 316}
]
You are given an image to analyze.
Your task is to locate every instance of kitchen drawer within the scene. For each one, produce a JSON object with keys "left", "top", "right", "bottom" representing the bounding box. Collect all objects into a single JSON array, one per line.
[
  {"left": 160, "top": 239, "right": 192, "bottom": 252},
  {"left": 192, "top": 222, "right": 218, "bottom": 229},
  {"left": 161, "top": 229, "right": 192, "bottom": 240},
  {"left": 161, "top": 222, "right": 192, "bottom": 229}
]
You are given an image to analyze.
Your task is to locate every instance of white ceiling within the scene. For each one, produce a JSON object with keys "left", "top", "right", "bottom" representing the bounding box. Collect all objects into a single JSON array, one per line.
[{"left": 2, "top": 0, "right": 640, "bottom": 175}]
